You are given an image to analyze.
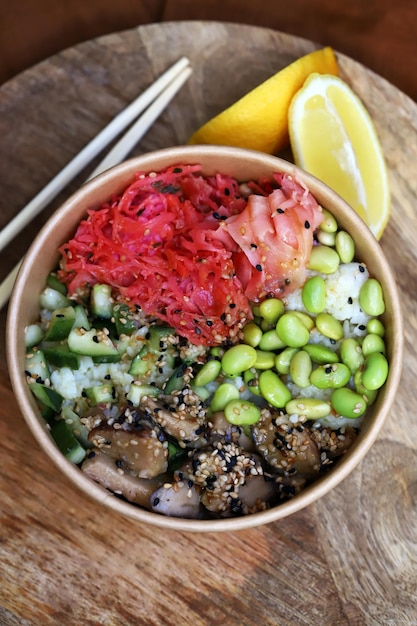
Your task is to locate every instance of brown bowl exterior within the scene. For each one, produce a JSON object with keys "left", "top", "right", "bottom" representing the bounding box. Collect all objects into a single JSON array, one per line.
[{"left": 6, "top": 145, "right": 404, "bottom": 532}]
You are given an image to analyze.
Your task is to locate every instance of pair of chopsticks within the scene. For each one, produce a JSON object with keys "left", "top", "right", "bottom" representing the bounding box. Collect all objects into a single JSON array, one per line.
[{"left": 0, "top": 57, "right": 192, "bottom": 310}]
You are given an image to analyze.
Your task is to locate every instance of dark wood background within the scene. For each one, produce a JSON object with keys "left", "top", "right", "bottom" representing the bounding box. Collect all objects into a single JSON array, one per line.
[{"left": 0, "top": 0, "right": 416, "bottom": 100}]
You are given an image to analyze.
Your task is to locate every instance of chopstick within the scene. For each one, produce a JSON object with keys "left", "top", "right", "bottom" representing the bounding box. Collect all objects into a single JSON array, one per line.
[{"left": 0, "top": 59, "right": 192, "bottom": 310}]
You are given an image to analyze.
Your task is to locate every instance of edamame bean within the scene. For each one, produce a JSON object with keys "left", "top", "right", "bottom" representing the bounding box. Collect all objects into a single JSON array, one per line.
[
  {"left": 259, "top": 329, "right": 286, "bottom": 351},
  {"left": 254, "top": 349, "right": 276, "bottom": 370},
  {"left": 259, "top": 298, "right": 285, "bottom": 324},
  {"left": 243, "top": 321, "right": 263, "bottom": 347},
  {"left": 335, "top": 230, "right": 355, "bottom": 263},
  {"left": 304, "top": 344, "right": 339, "bottom": 364},
  {"left": 289, "top": 350, "right": 312, "bottom": 388},
  {"left": 319, "top": 208, "right": 338, "bottom": 233},
  {"left": 354, "top": 370, "right": 378, "bottom": 404},
  {"left": 361, "top": 333, "right": 386, "bottom": 356},
  {"left": 276, "top": 312, "right": 310, "bottom": 347},
  {"left": 224, "top": 399, "right": 261, "bottom": 426},
  {"left": 362, "top": 352, "right": 389, "bottom": 390},
  {"left": 244, "top": 369, "right": 261, "bottom": 396},
  {"left": 193, "top": 359, "right": 222, "bottom": 387},
  {"left": 286, "top": 397, "right": 331, "bottom": 420},
  {"left": 259, "top": 370, "right": 292, "bottom": 408},
  {"left": 221, "top": 344, "right": 257, "bottom": 376},
  {"left": 359, "top": 278, "right": 385, "bottom": 316},
  {"left": 302, "top": 276, "right": 326, "bottom": 313},
  {"left": 275, "top": 347, "right": 299, "bottom": 374},
  {"left": 315, "top": 312, "right": 344, "bottom": 341},
  {"left": 366, "top": 318, "right": 385, "bottom": 337},
  {"left": 331, "top": 387, "right": 367, "bottom": 418},
  {"left": 210, "top": 383, "right": 240, "bottom": 412},
  {"left": 317, "top": 229, "right": 336, "bottom": 247},
  {"left": 310, "top": 362, "right": 351, "bottom": 389},
  {"left": 291, "top": 310, "right": 315, "bottom": 331},
  {"left": 308, "top": 245, "right": 340, "bottom": 274},
  {"left": 340, "top": 337, "right": 364, "bottom": 373}
]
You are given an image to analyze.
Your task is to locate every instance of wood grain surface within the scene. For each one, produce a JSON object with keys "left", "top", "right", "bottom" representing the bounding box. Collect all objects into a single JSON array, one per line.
[{"left": 0, "top": 21, "right": 416, "bottom": 626}]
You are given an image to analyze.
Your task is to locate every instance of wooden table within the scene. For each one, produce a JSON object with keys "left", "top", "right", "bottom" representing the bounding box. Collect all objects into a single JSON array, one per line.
[{"left": 1, "top": 22, "right": 416, "bottom": 625}]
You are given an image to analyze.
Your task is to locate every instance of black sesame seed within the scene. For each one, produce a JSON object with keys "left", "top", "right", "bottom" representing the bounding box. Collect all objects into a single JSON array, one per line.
[
  {"left": 213, "top": 211, "right": 221, "bottom": 219},
  {"left": 348, "top": 297, "right": 353, "bottom": 304},
  {"left": 152, "top": 497, "right": 160, "bottom": 506},
  {"left": 220, "top": 313, "right": 227, "bottom": 322},
  {"left": 277, "top": 208, "right": 284, "bottom": 214},
  {"left": 359, "top": 324, "right": 366, "bottom": 331},
  {"left": 173, "top": 167, "right": 182, "bottom": 173},
  {"left": 224, "top": 188, "right": 230, "bottom": 196},
  {"left": 206, "top": 320, "right": 213, "bottom": 326},
  {"left": 93, "top": 335, "right": 99, "bottom": 343},
  {"left": 229, "top": 303, "right": 236, "bottom": 309},
  {"left": 255, "top": 264, "right": 263, "bottom": 272},
  {"left": 56, "top": 314, "right": 65, "bottom": 318},
  {"left": 250, "top": 243, "right": 258, "bottom": 249},
  {"left": 359, "top": 265, "right": 365, "bottom": 272},
  {"left": 195, "top": 327, "right": 202, "bottom": 335},
  {"left": 87, "top": 451, "right": 96, "bottom": 459},
  {"left": 304, "top": 220, "right": 311, "bottom": 229}
]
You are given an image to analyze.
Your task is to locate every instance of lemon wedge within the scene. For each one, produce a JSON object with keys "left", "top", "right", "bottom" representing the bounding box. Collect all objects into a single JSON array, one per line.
[
  {"left": 189, "top": 47, "right": 338, "bottom": 155},
  {"left": 289, "top": 73, "right": 390, "bottom": 239}
]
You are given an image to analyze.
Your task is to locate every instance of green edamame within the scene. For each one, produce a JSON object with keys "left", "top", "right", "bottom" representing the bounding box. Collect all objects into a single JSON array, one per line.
[
  {"left": 258, "top": 298, "right": 285, "bottom": 324},
  {"left": 259, "top": 370, "right": 292, "bottom": 408},
  {"left": 221, "top": 344, "right": 257, "bottom": 376},
  {"left": 304, "top": 344, "right": 339, "bottom": 364},
  {"left": 310, "top": 362, "right": 351, "bottom": 389},
  {"left": 210, "top": 383, "right": 240, "bottom": 412},
  {"left": 275, "top": 347, "right": 299, "bottom": 375},
  {"left": 317, "top": 229, "right": 336, "bottom": 247},
  {"left": 331, "top": 387, "right": 367, "bottom": 418},
  {"left": 335, "top": 230, "right": 355, "bottom": 263},
  {"left": 254, "top": 349, "right": 276, "bottom": 370},
  {"left": 307, "top": 245, "right": 340, "bottom": 274},
  {"left": 361, "top": 333, "right": 386, "bottom": 356},
  {"left": 193, "top": 359, "right": 222, "bottom": 387},
  {"left": 319, "top": 208, "right": 338, "bottom": 233},
  {"left": 242, "top": 321, "right": 263, "bottom": 347},
  {"left": 362, "top": 352, "right": 389, "bottom": 390},
  {"left": 259, "top": 329, "right": 286, "bottom": 351},
  {"left": 366, "top": 318, "right": 385, "bottom": 337},
  {"left": 224, "top": 399, "right": 261, "bottom": 426},
  {"left": 286, "top": 397, "right": 331, "bottom": 420},
  {"left": 244, "top": 369, "right": 261, "bottom": 396},
  {"left": 340, "top": 337, "right": 364, "bottom": 373},
  {"left": 302, "top": 276, "right": 326, "bottom": 313},
  {"left": 315, "top": 312, "right": 344, "bottom": 341},
  {"left": 276, "top": 312, "right": 310, "bottom": 348},
  {"left": 289, "top": 350, "right": 312, "bottom": 388},
  {"left": 354, "top": 370, "right": 378, "bottom": 404},
  {"left": 291, "top": 310, "right": 315, "bottom": 331},
  {"left": 359, "top": 278, "right": 385, "bottom": 316}
]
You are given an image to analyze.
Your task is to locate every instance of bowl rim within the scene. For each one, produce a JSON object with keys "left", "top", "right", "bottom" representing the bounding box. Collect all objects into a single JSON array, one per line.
[{"left": 6, "top": 145, "right": 404, "bottom": 532}]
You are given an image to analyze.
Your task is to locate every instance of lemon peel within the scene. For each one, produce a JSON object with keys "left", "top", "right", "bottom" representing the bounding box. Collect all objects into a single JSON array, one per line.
[{"left": 188, "top": 47, "right": 338, "bottom": 155}]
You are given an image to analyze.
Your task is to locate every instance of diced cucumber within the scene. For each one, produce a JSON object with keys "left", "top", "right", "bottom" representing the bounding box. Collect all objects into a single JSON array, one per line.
[
  {"left": 50, "top": 419, "right": 86, "bottom": 464},
  {"left": 44, "top": 344, "right": 81, "bottom": 369},
  {"left": 44, "top": 306, "right": 76, "bottom": 341},
  {"left": 60, "top": 406, "right": 91, "bottom": 448},
  {"left": 149, "top": 324, "right": 176, "bottom": 351},
  {"left": 73, "top": 304, "right": 91, "bottom": 330},
  {"left": 46, "top": 272, "right": 67, "bottom": 295},
  {"left": 84, "top": 384, "right": 116, "bottom": 406},
  {"left": 25, "top": 324, "right": 45, "bottom": 349},
  {"left": 113, "top": 303, "right": 137, "bottom": 336},
  {"left": 39, "top": 286, "right": 70, "bottom": 311},
  {"left": 91, "top": 284, "right": 113, "bottom": 319},
  {"left": 67, "top": 327, "right": 119, "bottom": 358},
  {"left": 164, "top": 363, "right": 189, "bottom": 394},
  {"left": 128, "top": 346, "right": 157, "bottom": 377},
  {"left": 25, "top": 349, "right": 51, "bottom": 382},
  {"left": 28, "top": 382, "right": 63, "bottom": 412},
  {"left": 126, "top": 383, "right": 159, "bottom": 406}
]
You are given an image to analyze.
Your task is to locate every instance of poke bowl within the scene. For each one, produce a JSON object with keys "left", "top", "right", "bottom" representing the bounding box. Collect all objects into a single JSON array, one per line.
[{"left": 6, "top": 145, "right": 403, "bottom": 532}]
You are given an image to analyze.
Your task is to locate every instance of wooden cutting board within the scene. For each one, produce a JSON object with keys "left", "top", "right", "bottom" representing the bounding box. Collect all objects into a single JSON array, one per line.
[{"left": 0, "top": 21, "right": 416, "bottom": 625}]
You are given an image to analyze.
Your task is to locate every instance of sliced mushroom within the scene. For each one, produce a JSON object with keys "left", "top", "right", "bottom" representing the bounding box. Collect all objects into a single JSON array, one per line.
[
  {"left": 88, "top": 408, "right": 168, "bottom": 479},
  {"left": 309, "top": 424, "right": 358, "bottom": 460},
  {"left": 238, "top": 474, "right": 277, "bottom": 512},
  {"left": 208, "top": 411, "right": 255, "bottom": 452},
  {"left": 252, "top": 409, "right": 320, "bottom": 479},
  {"left": 141, "top": 389, "right": 207, "bottom": 448},
  {"left": 81, "top": 450, "right": 166, "bottom": 509},
  {"left": 150, "top": 481, "right": 201, "bottom": 519}
]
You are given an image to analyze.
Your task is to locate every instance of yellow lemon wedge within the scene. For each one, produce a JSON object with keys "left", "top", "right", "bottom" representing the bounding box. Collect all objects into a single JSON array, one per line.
[
  {"left": 289, "top": 73, "right": 390, "bottom": 239},
  {"left": 188, "top": 47, "right": 338, "bottom": 154}
]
